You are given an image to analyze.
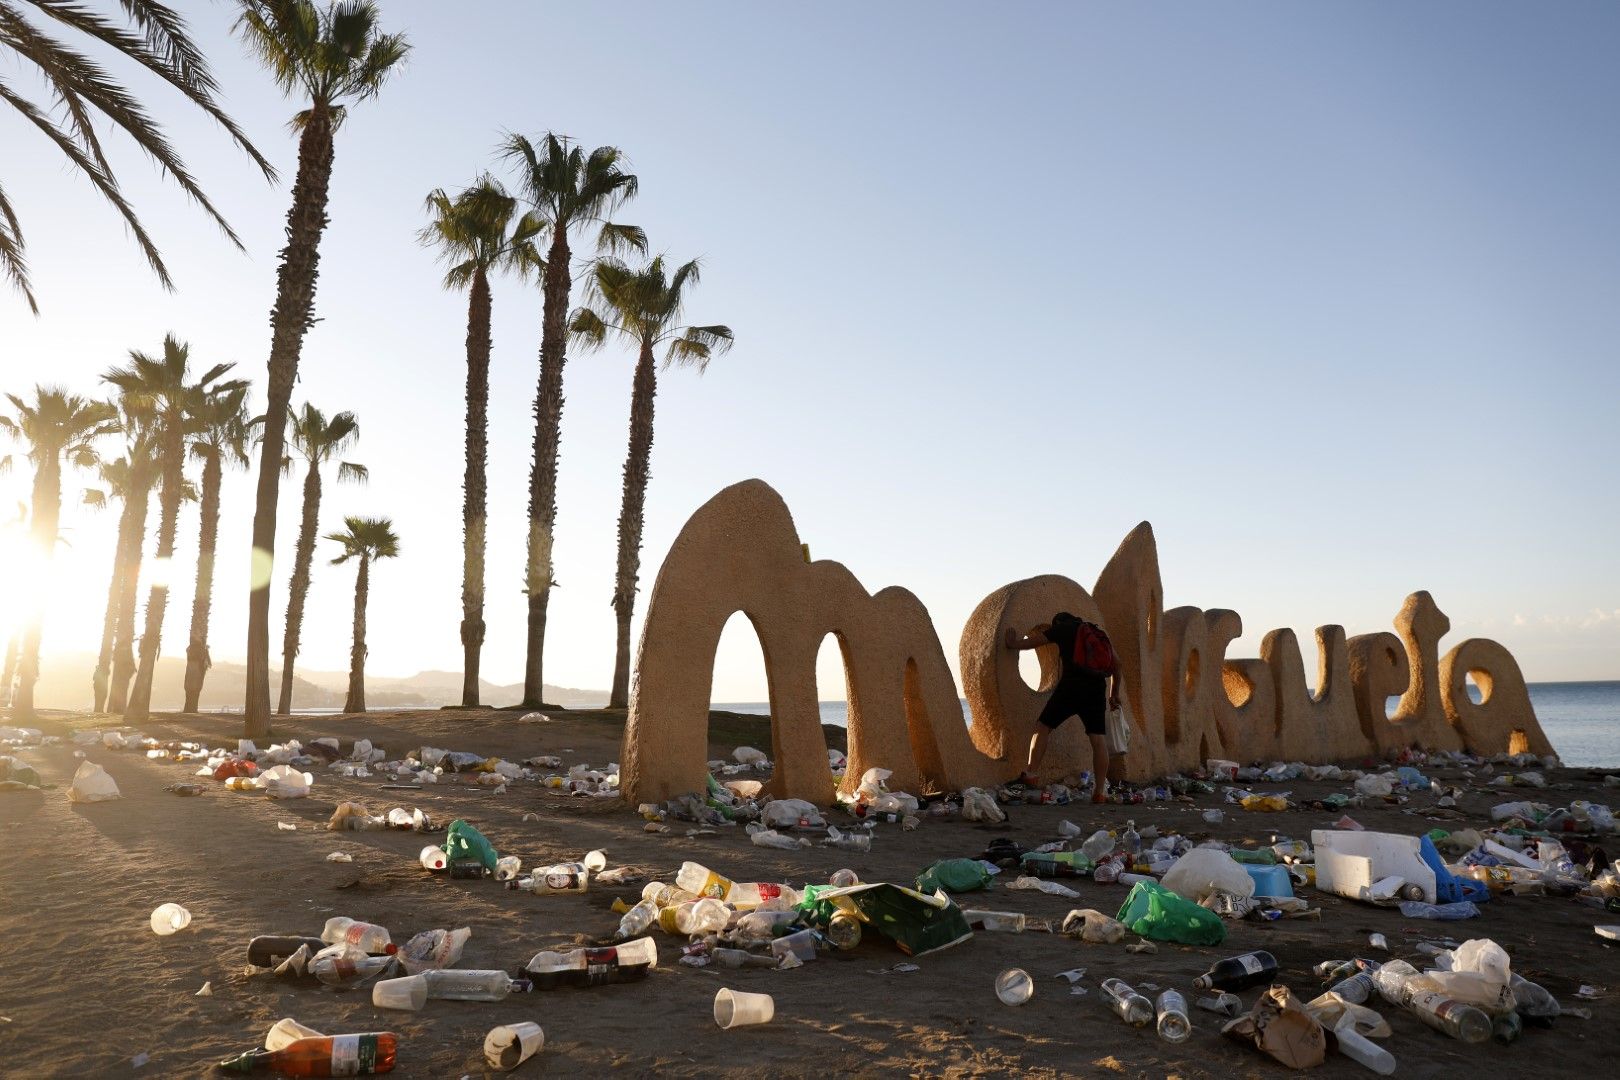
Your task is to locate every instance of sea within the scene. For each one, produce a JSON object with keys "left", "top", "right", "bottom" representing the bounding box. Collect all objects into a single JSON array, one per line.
[{"left": 712, "top": 680, "right": 1620, "bottom": 768}]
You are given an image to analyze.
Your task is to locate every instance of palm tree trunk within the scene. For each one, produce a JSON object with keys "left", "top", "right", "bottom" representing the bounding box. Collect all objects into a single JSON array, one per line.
[
  {"left": 610, "top": 342, "right": 658, "bottom": 709},
  {"left": 183, "top": 451, "right": 223, "bottom": 712},
  {"left": 106, "top": 481, "right": 151, "bottom": 714},
  {"left": 126, "top": 422, "right": 184, "bottom": 721},
  {"left": 13, "top": 456, "right": 61, "bottom": 723},
  {"left": 460, "top": 268, "right": 491, "bottom": 706},
  {"left": 345, "top": 553, "right": 369, "bottom": 713},
  {"left": 522, "top": 227, "right": 573, "bottom": 708},
  {"left": 246, "top": 104, "right": 336, "bottom": 740},
  {"left": 278, "top": 462, "right": 322, "bottom": 715},
  {"left": 94, "top": 494, "right": 137, "bottom": 712}
]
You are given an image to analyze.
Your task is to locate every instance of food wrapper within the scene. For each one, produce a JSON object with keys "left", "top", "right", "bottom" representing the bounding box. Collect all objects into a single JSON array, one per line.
[{"left": 1222, "top": 984, "right": 1326, "bottom": 1069}]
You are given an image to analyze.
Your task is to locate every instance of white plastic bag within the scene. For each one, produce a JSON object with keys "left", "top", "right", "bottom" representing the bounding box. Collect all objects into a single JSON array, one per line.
[
  {"left": 1061, "top": 908, "right": 1127, "bottom": 943},
  {"left": 1161, "top": 847, "right": 1255, "bottom": 901},
  {"left": 749, "top": 828, "right": 809, "bottom": 850},
  {"left": 68, "top": 761, "right": 122, "bottom": 803},
  {"left": 259, "top": 765, "right": 313, "bottom": 798},
  {"left": 761, "top": 799, "right": 824, "bottom": 829},
  {"left": 960, "top": 787, "right": 1006, "bottom": 823},
  {"left": 1007, "top": 875, "right": 1081, "bottom": 899},
  {"left": 1354, "top": 773, "right": 1394, "bottom": 797},
  {"left": 733, "top": 746, "right": 769, "bottom": 766},
  {"left": 399, "top": 927, "right": 471, "bottom": 975}
]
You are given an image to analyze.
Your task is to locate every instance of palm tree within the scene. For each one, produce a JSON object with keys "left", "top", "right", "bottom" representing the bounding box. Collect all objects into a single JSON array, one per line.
[
  {"left": 0, "top": 1, "right": 273, "bottom": 312},
  {"left": 234, "top": 0, "right": 407, "bottom": 739},
  {"left": 277, "top": 403, "right": 365, "bottom": 714},
  {"left": 0, "top": 388, "right": 118, "bottom": 721},
  {"left": 571, "top": 255, "right": 733, "bottom": 708},
  {"left": 87, "top": 444, "right": 151, "bottom": 712},
  {"left": 501, "top": 132, "right": 643, "bottom": 708},
  {"left": 183, "top": 385, "right": 257, "bottom": 711},
  {"left": 418, "top": 178, "right": 541, "bottom": 706},
  {"left": 325, "top": 515, "right": 397, "bottom": 713},
  {"left": 104, "top": 336, "right": 247, "bottom": 722}
]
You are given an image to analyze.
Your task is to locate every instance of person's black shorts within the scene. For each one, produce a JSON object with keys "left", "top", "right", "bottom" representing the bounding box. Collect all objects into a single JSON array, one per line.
[{"left": 1037, "top": 673, "right": 1108, "bottom": 735}]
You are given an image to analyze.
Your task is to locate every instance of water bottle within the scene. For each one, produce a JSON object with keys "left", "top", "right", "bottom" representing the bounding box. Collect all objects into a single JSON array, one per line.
[
  {"left": 1193, "top": 950, "right": 1278, "bottom": 992},
  {"left": 675, "top": 861, "right": 734, "bottom": 899},
  {"left": 310, "top": 948, "right": 396, "bottom": 987},
  {"left": 524, "top": 937, "right": 658, "bottom": 989},
  {"left": 1101, "top": 978, "right": 1154, "bottom": 1026},
  {"left": 674, "top": 898, "right": 729, "bottom": 935},
  {"left": 320, "top": 917, "right": 395, "bottom": 955},
  {"left": 423, "top": 968, "right": 526, "bottom": 1002},
  {"left": 713, "top": 947, "right": 778, "bottom": 969},
  {"left": 821, "top": 827, "right": 871, "bottom": 852},
  {"left": 616, "top": 899, "right": 659, "bottom": 940},
  {"left": 642, "top": 882, "right": 698, "bottom": 908},
  {"left": 1155, "top": 989, "right": 1191, "bottom": 1042},
  {"left": 1093, "top": 859, "right": 1122, "bottom": 884},
  {"left": 512, "top": 866, "right": 589, "bottom": 894},
  {"left": 1081, "top": 829, "right": 1115, "bottom": 862}
]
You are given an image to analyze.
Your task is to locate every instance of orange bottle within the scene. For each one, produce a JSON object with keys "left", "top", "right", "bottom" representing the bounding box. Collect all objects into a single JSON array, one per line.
[{"left": 216, "top": 1033, "right": 396, "bottom": 1075}]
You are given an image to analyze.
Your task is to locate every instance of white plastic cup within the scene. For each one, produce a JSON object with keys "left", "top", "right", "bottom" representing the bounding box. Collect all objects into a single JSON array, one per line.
[
  {"left": 715, "top": 987, "right": 775, "bottom": 1029},
  {"left": 484, "top": 1022, "right": 545, "bottom": 1071},
  {"left": 583, "top": 849, "right": 608, "bottom": 872},
  {"left": 372, "top": 974, "right": 428, "bottom": 1011},
  {"left": 419, "top": 846, "right": 448, "bottom": 871},
  {"left": 264, "top": 1018, "right": 323, "bottom": 1052},
  {"left": 150, "top": 903, "right": 192, "bottom": 935},
  {"left": 996, "top": 968, "right": 1034, "bottom": 1006}
]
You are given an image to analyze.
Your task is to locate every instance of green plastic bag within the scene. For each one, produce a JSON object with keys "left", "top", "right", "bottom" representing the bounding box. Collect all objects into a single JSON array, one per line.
[
  {"left": 443, "top": 818, "right": 498, "bottom": 869},
  {"left": 916, "top": 858, "right": 992, "bottom": 894},
  {"left": 1116, "top": 880, "right": 1226, "bottom": 946},
  {"left": 1229, "top": 848, "right": 1278, "bottom": 865}
]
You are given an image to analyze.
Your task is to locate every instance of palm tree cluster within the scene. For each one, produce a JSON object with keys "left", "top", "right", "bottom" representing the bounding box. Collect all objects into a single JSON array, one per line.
[{"left": 4, "top": 1, "right": 735, "bottom": 731}]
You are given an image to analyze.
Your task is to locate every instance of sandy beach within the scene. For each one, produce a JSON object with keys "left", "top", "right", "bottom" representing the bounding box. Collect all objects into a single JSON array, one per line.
[{"left": 0, "top": 707, "right": 1615, "bottom": 1077}]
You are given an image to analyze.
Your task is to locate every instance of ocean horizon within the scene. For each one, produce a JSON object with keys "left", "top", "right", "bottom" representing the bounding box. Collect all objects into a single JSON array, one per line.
[{"left": 713, "top": 679, "right": 1620, "bottom": 768}]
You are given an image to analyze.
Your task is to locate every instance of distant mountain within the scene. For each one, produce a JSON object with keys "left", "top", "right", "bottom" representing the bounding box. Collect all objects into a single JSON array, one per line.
[{"left": 29, "top": 652, "right": 607, "bottom": 711}]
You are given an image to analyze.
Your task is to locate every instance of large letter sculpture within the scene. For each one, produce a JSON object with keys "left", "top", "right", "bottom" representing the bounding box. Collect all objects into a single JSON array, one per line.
[{"left": 621, "top": 481, "right": 1557, "bottom": 804}]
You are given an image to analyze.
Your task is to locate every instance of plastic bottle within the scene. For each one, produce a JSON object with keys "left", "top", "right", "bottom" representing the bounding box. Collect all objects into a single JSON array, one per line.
[
  {"left": 423, "top": 969, "right": 526, "bottom": 1002},
  {"left": 217, "top": 1034, "right": 397, "bottom": 1075},
  {"left": 418, "top": 846, "right": 447, "bottom": 871},
  {"left": 1333, "top": 1023, "right": 1396, "bottom": 1074},
  {"left": 1093, "top": 859, "right": 1121, "bottom": 885},
  {"left": 1193, "top": 950, "right": 1278, "bottom": 992},
  {"left": 727, "top": 882, "right": 802, "bottom": 910},
  {"left": 642, "top": 882, "right": 699, "bottom": 908},
  {"left": 442, "top": 819, "right": 498, "bottom": 870},
  {"left": 494, "top": 856, "right": 522, "bottom": 882},
  {"left": 247, "top": 936, "right": 327, "bottom": 968},
  {"left": 616, "top": 899, "right": 659, "bottom": 940},
  {"left": 675, "top": 861, "right": 734, "bottom": 900},
  {"left": 524, "top": 937, "right": 658, "bottom": 989},
  {"left": 512, "top": 866, "right": 589, "bottom": 894},
  {"left": 1021, "top": 852, "right": 1090, "bottom": 878},
  {"left": 320, "top": 918, "right": 396, "bottom": 955},
  {"left": 1081, "top": 829, "right": 1115, "bottom": 862},
  {"left": 825, "top": 913, "right": 862, "bottom": 951},
  {"left": 1330, "top": 969, "right": 1378, "bottom": 1005},
  {"left": 821, "top": 827, "right": 871, "bottom": 852},
  {"left": 1405, "top": 990, "right": 1492, "bottom": 1043},
  {"left": 1155, "top": 989, "right": 1191, "bottom": 1042},
  {"left": 674, "top": 898, "right": 730, "bottom": 936},
  {"left": 1122, "top": 820, "right": 1141, "bottom": 855},
  {"left": 829, "top": 868, "right": 860, "bottom": 888},
  {"left": 1101, "top": 978, "right": 1153, "bottom": 1026},
  {"left": 310, "top": 949, "right": 396, "bottom": 987}
]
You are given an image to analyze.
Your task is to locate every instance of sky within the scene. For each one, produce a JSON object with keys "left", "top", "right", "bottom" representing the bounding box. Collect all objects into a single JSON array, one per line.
[{"left": 2, "top": 1, "right": 1617, "bottom": 706}]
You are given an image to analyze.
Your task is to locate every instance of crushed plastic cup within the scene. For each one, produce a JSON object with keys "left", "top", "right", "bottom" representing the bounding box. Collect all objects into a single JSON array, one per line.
[
  {"left": 484, "top": 1022, "right": 545, "bottom": 1071},
  {"left": 264, "top": 1019, "right": 323, "bottom": 1052},
  {"left": 715, "top": 987, "right": 775, "bottom": 1029},
  {"left": 150, "top": 903, "right": 192, "bottom": 936},
  {"left": 995, "top": 968, "right": 1034, "bottom": 1005},
  {"left": 419, "top": 846, "right": 449, "bottom": 871},
  {"left": 372, "top": 974, "right": 428, "bottom": 1012}
]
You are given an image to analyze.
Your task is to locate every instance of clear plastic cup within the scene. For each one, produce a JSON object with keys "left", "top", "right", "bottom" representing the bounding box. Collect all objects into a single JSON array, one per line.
[
  {"left": 264, "top": 1018, "right": 323, "bottom": 1052},
  {"left": 372, "top": 974, "right": 428, "bottom": 1012},
  {"left": 769, "top": 929, "right": 817, "bottom": 963},
  {"left": 715, "top": 987, "right": 775, "bottom": 1028},
  {"left": 583, "top": 849, "right": 608, "bottom": 872},
  {"left": 484, "top": 1022, "right": 545, "bottom": 1070},
  {"left": 995, "top": 968, "right": 1034, "bottom": 1005},
  {"left": 150, "top": 903, "right": 192, "bottom": 935},
  {"left": 419, "top": 846, "right": 448, "bottom": 871}
]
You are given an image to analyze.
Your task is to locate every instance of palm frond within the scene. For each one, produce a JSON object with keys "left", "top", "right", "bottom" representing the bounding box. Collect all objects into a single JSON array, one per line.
[
  {"left": 665, "top": 324, "right": 734, "bottom": 373},
  {"left": 0, "top": 179, "right": 34, "bottom": 314},
  {"left": 336, "top": 460, "right": 367, "bottom": 484},
  {"left": 567, "top": 306, "right": 613, "bottom": 352},
  {"left": 596, "top": 221, "right": 646, "bottom": 256}
]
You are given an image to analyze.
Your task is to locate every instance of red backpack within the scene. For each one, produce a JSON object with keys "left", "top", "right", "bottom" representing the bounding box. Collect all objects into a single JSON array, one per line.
[{"left": 1073, "top": 620, "right": 1118, "bottom": 677}]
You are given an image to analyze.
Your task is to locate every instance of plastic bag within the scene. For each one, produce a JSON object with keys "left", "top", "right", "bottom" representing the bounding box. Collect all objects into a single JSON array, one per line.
[
  {"left": 1116, "top": 880, "right": 1227, "bottom": 945},
  {"left": 1354, "top": 774, "right": 1394, "bottom": 797},
  {"left": 960, "top": 787, "right": 1006, "bottom": 823},
  {"left": 1006, "top": 875, "right": 1080, "bottom": 899},
  {"left": 1426, "top": 938, "right": 1515, "bottom": 1013},
  {"left": 1303, "top": 991, "right": 1392, "bottom": 1038},
  {"left": 761, "top": 799, "right": 824, "bottom": 829},
  {"left": 258, "top": 765, "right": 313, "bottom": 798},
  {"left": 855, "top": 767, "right": 891, "bottom": 800},
  {"left": 915, "top": 858, "right": 992, "bottom": 894},
  {"left": 733, "top": 746, "right": 769, "bottom": 766},
  {"left": 398, "top": 927, "right": 470, "bottom": 975},
  {"left": 67, "top": 761, "right": 121, "bottom": 803},
  {"left": 749, "top": 828, "right": 809, "bottom": 850},
  {"left": 1061, "top": 908, "right": 1126, "bottom": 943},
  {"left": 1161, "top": 848, "right": 1255, "bottom": 902}
]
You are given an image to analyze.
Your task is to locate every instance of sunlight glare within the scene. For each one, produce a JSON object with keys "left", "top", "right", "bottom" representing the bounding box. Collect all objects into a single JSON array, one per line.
[{"left": 250, "top": 547, "right": 275, "bottom": 591}]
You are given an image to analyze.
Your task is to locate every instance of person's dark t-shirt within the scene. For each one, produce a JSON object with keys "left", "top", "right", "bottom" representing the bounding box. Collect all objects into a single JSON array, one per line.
[{"left": 1044, "top": 619, "right": 1108, "bottom": 692}]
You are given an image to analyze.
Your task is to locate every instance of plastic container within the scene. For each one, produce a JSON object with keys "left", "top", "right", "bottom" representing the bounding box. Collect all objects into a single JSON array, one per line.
[
  {"left": 715, "top": 988, "right": 774, "bottom": 1028},
  {"left": 484, "top": 1022, "right": 544, "bottom": 1071},
  {"left": 1243, "top": 864, "right": 1294, "bottom": 898},
  {"left": 995, "top": 968, "right": 1034, "bottom": 1005}
]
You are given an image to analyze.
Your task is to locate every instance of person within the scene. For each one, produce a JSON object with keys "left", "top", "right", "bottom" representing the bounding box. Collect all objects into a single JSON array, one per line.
[{"left": 1005, "top": 612, "right": 1121, "bottom": 803}]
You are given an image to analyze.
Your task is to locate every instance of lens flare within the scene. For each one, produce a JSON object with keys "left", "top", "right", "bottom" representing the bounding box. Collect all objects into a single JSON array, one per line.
[{"left": 249, "top": 546, "right": 275, "bottom": 591}]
